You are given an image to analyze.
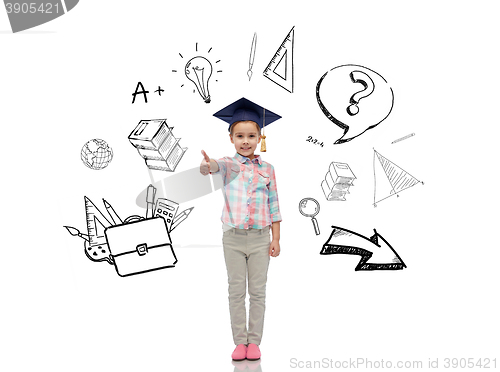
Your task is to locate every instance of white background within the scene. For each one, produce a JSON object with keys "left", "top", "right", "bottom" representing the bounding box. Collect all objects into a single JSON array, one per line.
[{"left": 1, "top": 1, "right": 499, "bottom": 371}]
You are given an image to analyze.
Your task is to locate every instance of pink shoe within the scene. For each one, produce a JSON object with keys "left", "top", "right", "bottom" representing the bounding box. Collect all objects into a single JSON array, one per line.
[
  {"left": 246, "top": 343, "right": 261, "bottom": 360},
  {"left": 231, "top": 344, "right": 247, "bottom": 361}
]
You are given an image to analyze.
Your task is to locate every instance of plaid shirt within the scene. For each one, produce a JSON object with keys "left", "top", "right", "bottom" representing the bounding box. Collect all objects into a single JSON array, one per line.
[{"left": 214, "top": 153, "right": 282, "bottom": 229}]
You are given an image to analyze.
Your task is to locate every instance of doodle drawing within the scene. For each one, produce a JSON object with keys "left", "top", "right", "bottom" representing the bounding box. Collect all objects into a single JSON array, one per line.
[
  {"left": 173, "top": 43, "right": 222, "bottom": 103},
  {"left": 298, "top": 198, "right": 321, "bottom": 235},
  {"left": 105, "top": 216, "right": 177, "bottom": 277},
  {"left": 247, "top": 32, "right": 257, "bottom": 81},
  {"left": 65, "top": 186, "right": 193, "bottom": 277},
  {"left": 170, "top": 207, "right": 194, "bottom": 232},
  {"left": 321, "top": 226, "right": 406, "bottom": 271},
  {"left": 263, "top": 26, "right": 294, "bottom": 93},
  {"left": 153, "top": 198, "right": 179, "bottom": 231},
  {"left": 316, "top": 64, "right": 394, "bottom": 144},
  {"left": 185, "top": 56, "right": 213, "bottom": 103},
  {"left": 392, "top": 133, "right": 415, "bottom": 144},
  {"left": 129, "top": 119, "right": 187, "bottom": 172},
  {"left": 373, "top": 149, "right": 422, "bottom": 206},
  {"left": 81, "top": 139, "right": 113, "bottom": 170},
  {"left": 321, "top": 162, "right": 356, "bottom": 201}
]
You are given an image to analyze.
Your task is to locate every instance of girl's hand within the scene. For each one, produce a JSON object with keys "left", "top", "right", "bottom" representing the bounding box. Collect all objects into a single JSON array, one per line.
[
  {"left": 200, "top": 150, "right": 211, "bottom": 175},
  {"left": 269, "top": 240, "right": 280, "bottom": 257}
]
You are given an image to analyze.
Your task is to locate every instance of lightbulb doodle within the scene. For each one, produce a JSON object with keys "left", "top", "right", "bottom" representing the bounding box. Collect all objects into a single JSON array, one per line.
[
  {"left": 172, "top": 43, "right": 222, "bottom": 103},
  {"left": 316, "top": 64, "right": 394, "bottom": 144}
]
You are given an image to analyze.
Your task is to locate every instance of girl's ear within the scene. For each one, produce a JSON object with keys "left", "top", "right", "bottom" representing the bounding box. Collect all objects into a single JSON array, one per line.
[
  {"left": 258, "top": 135, "right": 262, "bottom": 144},
  {"left": 229, "top": 133, "right": 234, "bottom": 144}
]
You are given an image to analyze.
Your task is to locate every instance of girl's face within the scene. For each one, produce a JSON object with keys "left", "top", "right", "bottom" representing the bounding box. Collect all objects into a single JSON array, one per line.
[{"left": 230, "top": 121, "right": 261, "bottom": 159}]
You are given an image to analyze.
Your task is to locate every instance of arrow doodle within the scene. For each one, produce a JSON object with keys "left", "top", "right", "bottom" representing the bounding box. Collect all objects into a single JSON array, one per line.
[{"left": 320, "top": 226, "right": 406, "bottom": 271}]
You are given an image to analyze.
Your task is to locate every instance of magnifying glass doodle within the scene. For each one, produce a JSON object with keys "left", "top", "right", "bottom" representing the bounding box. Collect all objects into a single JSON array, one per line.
[{"left": 299, "top": 198, "right": 320, "bottom": 235}]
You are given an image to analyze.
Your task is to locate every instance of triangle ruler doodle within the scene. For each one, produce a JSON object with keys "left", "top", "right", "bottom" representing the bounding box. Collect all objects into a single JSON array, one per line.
[
  {"left": 85, "top": 196, "right": 112, "bottom": 246},
  {"left": 373, "top": 149, "right": 422, "bottom": 206},
  {"left": 263, "top": 26, "right": 294, "bottom": 93}
]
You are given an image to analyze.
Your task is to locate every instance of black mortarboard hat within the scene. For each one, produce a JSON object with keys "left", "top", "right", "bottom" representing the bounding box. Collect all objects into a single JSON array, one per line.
[
  {"left": 213, "top": 97, "right": 281, "bottom": 152},
  {"left": 213, "top": 97, "right": 281, "bottom": 130}
]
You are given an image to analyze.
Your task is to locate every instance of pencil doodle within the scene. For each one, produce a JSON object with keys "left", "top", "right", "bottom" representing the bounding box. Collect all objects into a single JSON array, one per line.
[
  {"left": 128, "top": 119, "right": 187, "bottom": 172},
  {"left": 299, "top": 198, "right": 320, "bottom": 235},
  {"left": 64, "top": 186, "right": 193, "bottom": 277},
  {"left": 320, "top": 226, "right": 407, "bottom": 271},
  {"left": 263, "top": 26, "right": 294, "bottom": 93},
  {"left": 172, "top": 42, "right": 222, "bottom": 103},
  {"left": 81, "top": 139, "right": 113, "bottom": 170},
  {"left": 321, "top": 162, "right": 356, "bottom": 201},
  {"left": 316, "top": 64, "right": 394, "bottom": 144},
  {"left": 103, "top": 198, "right": 123, "bottom": 225},
  {"left": 373, "top": 149, "right": 423, "bottom": 207},
  {"left": 392, "top": 133, "right": 415, "bottom": 144},
  {"left": 170, "top": 207, "right": 194, "bottom": 232}
]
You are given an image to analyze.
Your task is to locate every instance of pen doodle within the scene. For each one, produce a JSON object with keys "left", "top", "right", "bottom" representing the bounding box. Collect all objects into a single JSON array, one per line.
[
  {"left": 263, "top": 26, "right": 294, "bottom": 93},
  {"left": 321, "top": 226, "right": 407, "bottom": 271},
  {"left": 373, "top": 149, "right": 423, "bottom": 207}
]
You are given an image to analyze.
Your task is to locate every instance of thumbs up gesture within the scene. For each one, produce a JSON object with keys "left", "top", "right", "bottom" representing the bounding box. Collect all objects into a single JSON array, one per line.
[{"left": 200, "top": 150, "right": 212, "bottom": 176}]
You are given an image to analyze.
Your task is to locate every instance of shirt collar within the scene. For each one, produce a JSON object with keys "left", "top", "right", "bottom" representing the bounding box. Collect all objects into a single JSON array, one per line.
[{"left": 235, "top": 153, "right": 262, "bottom": 165}]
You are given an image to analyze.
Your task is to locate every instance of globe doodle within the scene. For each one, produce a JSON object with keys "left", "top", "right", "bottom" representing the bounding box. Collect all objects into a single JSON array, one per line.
[{"left": 81, "top": 139, "right": 113, "bottom": 170}]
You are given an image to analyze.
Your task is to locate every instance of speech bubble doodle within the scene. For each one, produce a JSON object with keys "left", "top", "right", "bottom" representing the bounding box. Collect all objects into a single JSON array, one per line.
[{"left": 316, "top": 64, "right": 394, "bottom": 144}]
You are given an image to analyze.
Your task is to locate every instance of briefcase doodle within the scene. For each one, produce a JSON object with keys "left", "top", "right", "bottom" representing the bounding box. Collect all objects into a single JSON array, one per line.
[
  {"left": 64, "top": 187, "right": 194, "bottom": 277},
  {"left": 105, "top": 217, "right": 177, "bottom": 277}
]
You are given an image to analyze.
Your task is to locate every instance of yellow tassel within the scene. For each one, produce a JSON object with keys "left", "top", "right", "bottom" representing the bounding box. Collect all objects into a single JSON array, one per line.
[{"left": 260, "top": 135, "right": 267, "bottom": 152}]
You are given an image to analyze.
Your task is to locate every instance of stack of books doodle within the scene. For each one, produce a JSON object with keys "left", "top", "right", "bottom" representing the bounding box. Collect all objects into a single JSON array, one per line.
[
  {"left": 321, "top": 162, "right": 356, "bottom": 201},
  {"left": 128, "top": 119, "right": 187, "bottom": 172}
]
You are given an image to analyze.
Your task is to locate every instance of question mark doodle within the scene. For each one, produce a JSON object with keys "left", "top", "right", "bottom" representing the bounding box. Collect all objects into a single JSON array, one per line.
[{"left": 346, "top": 71, "right": 375, "bottom": 116}]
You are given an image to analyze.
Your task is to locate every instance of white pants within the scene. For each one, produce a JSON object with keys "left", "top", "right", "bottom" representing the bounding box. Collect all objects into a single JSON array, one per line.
[{"left": 223, "top": 226, "right": 270, "bottom": 345}]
